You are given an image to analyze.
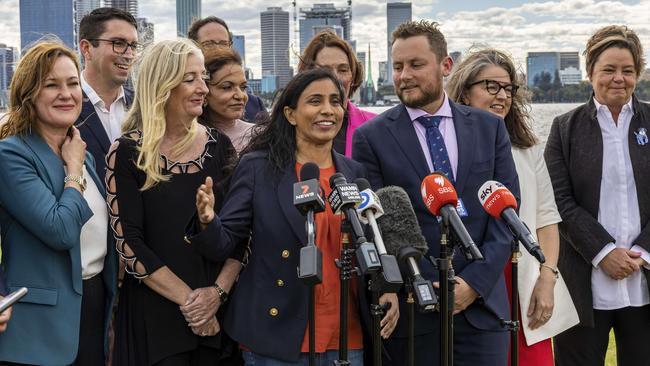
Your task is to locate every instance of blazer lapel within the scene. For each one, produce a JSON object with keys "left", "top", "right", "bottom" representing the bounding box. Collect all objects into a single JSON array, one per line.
[
  {"left": 579, "top": 99, "right": 604, "bottom": 217},
  {"left": 277, "top": 164, "right": 308, "bottom": 245},
  {"left": 629, "top": 97, "right": 650, "bottom": 220},
  {"left": 450, "top": 101, "right": 475, "bottom": 195},
  {"left": 76, "top": 93, "right": 111, "bottom": 154},
  {"left": 386, "top": 104, "right": 430, "bottom": 181},
  {"left": 22, "top": 131, "right": 65, "bottom": 196}
]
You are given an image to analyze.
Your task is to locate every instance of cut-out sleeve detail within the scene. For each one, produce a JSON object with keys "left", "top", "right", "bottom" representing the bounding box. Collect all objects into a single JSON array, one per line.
[{"left": 105, "top": 137, "right": 165, "bottom": 279}]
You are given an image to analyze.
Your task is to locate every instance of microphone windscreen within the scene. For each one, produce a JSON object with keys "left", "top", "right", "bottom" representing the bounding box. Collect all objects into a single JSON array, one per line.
[
  {"left": 477, "top": 180, "right": 518, "bottom": 218},
  {"left": 421, "top": 172, "right": 458, "bottom": 216},
  {"left": 354, "top": 178, "right": 371, "bottom": 192},
  {"left": 300, "top": 162, "right": 320, "bottom": 181},
  {"left": 329, "top": 172, "right": 346, "bottom": 188},
  {"left": 376, "top": 186, "right": 428, "bottom": 256}
]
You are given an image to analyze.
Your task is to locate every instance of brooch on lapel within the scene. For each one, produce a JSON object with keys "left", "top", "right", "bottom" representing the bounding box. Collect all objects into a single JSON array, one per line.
[{"left": 635, "top": 128, "right": 648, "bottom": 146}]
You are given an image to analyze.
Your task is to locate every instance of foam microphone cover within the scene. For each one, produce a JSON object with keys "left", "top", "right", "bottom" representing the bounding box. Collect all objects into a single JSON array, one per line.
[
  {"left": 477, "top": 180, "right": 518, "bottom": 219},
  {"left": 300, "top": 162, "right": 320, "bottom": 181},
  {"left": 420, "top": 172, "right": 458, "bottom": 216},
  {"left": 376, "top": 186, "right": 428, "bottom": 256}
]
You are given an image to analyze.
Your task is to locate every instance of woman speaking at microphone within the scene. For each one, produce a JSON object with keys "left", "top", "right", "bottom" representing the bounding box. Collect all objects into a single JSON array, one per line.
[
  {"left": 446, "top": 48, "right": 578, "bottom": 366},
  {"left": 186, "top": 68, "right": 399, "bottom": 365}
]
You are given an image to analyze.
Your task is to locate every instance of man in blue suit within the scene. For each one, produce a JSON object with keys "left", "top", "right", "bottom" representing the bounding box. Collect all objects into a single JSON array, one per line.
[
  {"left": 352, "top": 20, "right": 519, "bottom": 365},
  {"left": 76, "top": 7, "right": 137, "bottom": 184}
]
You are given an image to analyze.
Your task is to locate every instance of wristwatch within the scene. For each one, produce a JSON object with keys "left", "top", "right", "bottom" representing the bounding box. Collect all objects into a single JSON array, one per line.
[
  {"left": 64, "top": 174, "right": 87, "bottom": 192},
  {"left": 213, "top": 284, "right": 228, "bottom": 303}
]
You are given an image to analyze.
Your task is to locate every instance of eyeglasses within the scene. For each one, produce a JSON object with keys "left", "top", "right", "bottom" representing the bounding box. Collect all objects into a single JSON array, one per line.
[
  {"left": 88, "top": 39, "right": 140, "bottom": 54},
  {"left": 200, "top": 40, "right": 233, "bottom": 49},
  {"left": 468, "top": 79, "right": 519, "bottom": 97}
]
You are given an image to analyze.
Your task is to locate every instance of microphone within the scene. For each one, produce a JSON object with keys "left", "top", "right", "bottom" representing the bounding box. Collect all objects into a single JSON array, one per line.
[
  {"left": 328, "top": 173, "right": 381, "bottom": 274},
  {"left": 294, "top": 163, "right": 324, "bottom": 285},
  {"left": 421, "top": 172, "right": 484, "bottom": 261},
  {"left": 354, "top": 178, "right": 403, "bottom": 293},
  {"left": 477, "top": 180, "right": 545, "bottom": 263},
  {"left": 376, "top": 186, "right": 437, "bottom": 313}
]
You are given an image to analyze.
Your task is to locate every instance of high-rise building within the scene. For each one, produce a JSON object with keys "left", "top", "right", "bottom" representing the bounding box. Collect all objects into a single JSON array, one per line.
[
  {"left": 559, "top": 52, "right": 580, "bottom": 70},
  {"left": 261, "top": 7, "right": 293, "bottom": 89},
  {"left": 74, "top": 0, "right": 101, "bottom": 44},
  {"left": 378, "top": 61, "right": 388, "bottom": 85},
  {"left": 0, "top": 44, "right": 16, "bottom": 108},
  {"left": 527, "top": 51, "right": 581, "bottom": 87},
  {"left": 137, "top": 17, "right": 154, "bottom": 49},
  {"left": 356, "top": 51, "right": 366, "bottom": 76},
  {"left": 104, "top": 0, "right": 138, "bottom": 17},
  {"left": 360, "top": 44, "right": 376, "bottom": 105},
  {"left": 299, "top": 3, "right": 351, "bottom": 53},
  {"left": 526, "top": 52, "right": 559, "bottom": 87},
  {"left": 20, "top": 0, "right": 76, "bottom": 50},
  {"left": 386, "top": 2, "right": 411, "bottom": 85},
  {"left": 232, "top": 35, "right": 246, "bottom": 65},
  {"left": 176, "top": 0, "right": 201, "bottom": 37}
]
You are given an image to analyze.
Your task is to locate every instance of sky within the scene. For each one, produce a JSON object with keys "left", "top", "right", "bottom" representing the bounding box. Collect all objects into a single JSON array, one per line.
[{"left": 1, "top": 0, "right": 650, "bottom": 84}]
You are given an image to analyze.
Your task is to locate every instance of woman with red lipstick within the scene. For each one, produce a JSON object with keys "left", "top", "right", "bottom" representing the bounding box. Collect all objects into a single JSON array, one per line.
[
  {"left": 105, "top": 39, "right": 239, "bottom": 366},
  {"left": 185, "top": 68, "right": 399, "bottom": 365},
  {"left": 446, "top": 48, "right": 578, "bottom": 366},
  {"left": 199, "top": 47, "right": 254, "bottom": 155},
  {"left": 0, "top": 42, "right": 118, "bottom": 365}
]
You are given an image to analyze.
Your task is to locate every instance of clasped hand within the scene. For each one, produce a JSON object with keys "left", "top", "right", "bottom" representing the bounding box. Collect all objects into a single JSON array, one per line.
[
  {"left": 600, "top": 248, "right": 645, "bottom": 280},
  {"left": 180, "top": 286, "right": 221, "bottom": 337}
]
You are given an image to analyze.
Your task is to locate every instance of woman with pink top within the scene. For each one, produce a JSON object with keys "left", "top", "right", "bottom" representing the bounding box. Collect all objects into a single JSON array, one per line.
[{"left": 298, "top": 30, "right": 376, "bottom": 157}]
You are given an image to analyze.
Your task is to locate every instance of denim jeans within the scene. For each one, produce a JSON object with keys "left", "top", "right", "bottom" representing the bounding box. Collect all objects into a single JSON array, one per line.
[{"left": 242, "top": 350, "right": 363, "bottom": 366}]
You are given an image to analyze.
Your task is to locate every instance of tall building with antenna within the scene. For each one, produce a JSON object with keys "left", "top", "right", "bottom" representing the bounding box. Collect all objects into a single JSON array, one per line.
[{"left": 299, "top": 3, "right": 352, "bottom": 53}]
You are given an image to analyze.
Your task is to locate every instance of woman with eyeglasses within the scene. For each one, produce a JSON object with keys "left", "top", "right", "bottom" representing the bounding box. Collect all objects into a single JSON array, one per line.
[
  {"left": 198, "top": 46, "right": 254, "bottom": 155},
  {"left": 446, "top": 48, "right": 578, "bottom": 366},
  {"left": 297, "top": 30, "right": 376, "bottom": 157}
]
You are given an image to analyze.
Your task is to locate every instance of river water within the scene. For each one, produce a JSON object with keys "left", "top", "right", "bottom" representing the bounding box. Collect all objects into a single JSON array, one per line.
[{"left": 364, "top": 103, "right": 582, "bottom": 145}]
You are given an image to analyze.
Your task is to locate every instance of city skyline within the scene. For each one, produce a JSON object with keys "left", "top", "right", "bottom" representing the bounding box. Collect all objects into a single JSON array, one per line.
[{"left": 1, "top": 0, "right": 650, "bottom": 86}]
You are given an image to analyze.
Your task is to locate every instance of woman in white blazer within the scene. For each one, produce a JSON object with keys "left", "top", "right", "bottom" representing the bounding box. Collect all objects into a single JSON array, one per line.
[{"left": 446, "top": 47, "right": 579, "bottom": 365}]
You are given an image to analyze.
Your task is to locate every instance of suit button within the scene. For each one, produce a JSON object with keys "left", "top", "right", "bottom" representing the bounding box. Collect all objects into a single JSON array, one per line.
[
  {"left": 277, "top": 279, "right": 284, "bottom": 287},
  {"left": 281, "top": 250, "right": 290, "bottom": 258},
  {"left": 269, "top": 308, "right": 279, "bottom": 316}
]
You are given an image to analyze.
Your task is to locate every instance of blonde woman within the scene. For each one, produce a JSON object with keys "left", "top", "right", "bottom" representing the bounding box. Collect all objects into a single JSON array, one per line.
[{"left": 106, "top": 39, "right": 239, "bottom": 366}]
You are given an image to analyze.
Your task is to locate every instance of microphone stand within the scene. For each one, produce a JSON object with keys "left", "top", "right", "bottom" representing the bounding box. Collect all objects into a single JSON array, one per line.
[
  {"left": 406, "top": 282, "right": 415, "bottom": 366},
  {"left": 306, "top": 210, "right": 318, "bottom": 366},
  {"left": 334, "top": 221, "right": 354, "bottom": 366},
  {"left": 435, "top": 216, "right": 455, "bottom": 366},
  {"left": 368, "top": 272, "right": 388, "bottom": 366},
  {"left": 500, "top": 238, "right": 521, "bottom": 366}
]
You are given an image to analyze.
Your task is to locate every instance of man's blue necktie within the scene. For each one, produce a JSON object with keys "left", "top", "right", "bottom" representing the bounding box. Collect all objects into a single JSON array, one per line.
[{"left": 417, "top": 115, "right": 454, "bottom": 182}]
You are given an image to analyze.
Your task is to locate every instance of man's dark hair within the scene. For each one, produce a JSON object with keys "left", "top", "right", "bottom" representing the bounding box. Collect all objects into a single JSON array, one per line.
[
  {"left": 187, "top": 16, "right": 232, "bottom": 43},
  {"left": 79, "top": 7, "right": 137, "bottom": 42},
  {"left": 392, "top": 20, "right": 447, "bottom": 62}
]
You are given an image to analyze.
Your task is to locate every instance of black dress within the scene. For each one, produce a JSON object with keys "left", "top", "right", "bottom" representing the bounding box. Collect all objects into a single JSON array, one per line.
[{"left": 107, "top": 128, "right": 238, "bottom": 366}]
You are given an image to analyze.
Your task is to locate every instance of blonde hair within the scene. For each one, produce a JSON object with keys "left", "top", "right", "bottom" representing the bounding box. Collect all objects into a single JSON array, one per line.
[
  {"left": 122, "top": 39, "right": 203, "bottom": 190},
  {"left": 0, "top": 41, "right": 80, "bottom": 139},
  {"left": 584, "top": 25, "right": 646, "bottom": 79}
]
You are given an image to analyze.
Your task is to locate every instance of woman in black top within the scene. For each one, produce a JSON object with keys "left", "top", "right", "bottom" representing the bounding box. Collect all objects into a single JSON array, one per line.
[{"left": 106, "top": 39, "right": 238, "bottom": 366}]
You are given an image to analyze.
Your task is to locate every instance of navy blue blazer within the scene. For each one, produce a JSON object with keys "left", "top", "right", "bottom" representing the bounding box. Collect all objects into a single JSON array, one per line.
[
  {"left": 75, "top": 88, "right": 134, "bottom": 184},
  {"left": 244, "top": 92, "right": 267, "bottom": 123},
  {"left": 352, "top": 102, "right": 520, "bottom": 336},
  {"left": 187, "top": 150, "right": 373, "bottom": 362},
  {"left": 0, "top": 131, "right": 118, "bottom": 365}
]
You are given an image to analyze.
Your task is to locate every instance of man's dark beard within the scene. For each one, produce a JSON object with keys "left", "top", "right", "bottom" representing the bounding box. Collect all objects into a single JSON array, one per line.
[{"left": 397, "top": 86, "right": 441, "bottom": 109}]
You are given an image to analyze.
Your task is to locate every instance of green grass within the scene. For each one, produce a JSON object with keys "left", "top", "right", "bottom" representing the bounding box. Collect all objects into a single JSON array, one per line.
[{"left": 606, "top": 330, "right": 616, "bottom": 366}]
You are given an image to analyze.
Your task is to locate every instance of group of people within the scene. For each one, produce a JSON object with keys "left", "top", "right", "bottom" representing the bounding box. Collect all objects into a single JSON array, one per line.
[{"left": 0, "top": 6, "right": 648, "bottom": 366}]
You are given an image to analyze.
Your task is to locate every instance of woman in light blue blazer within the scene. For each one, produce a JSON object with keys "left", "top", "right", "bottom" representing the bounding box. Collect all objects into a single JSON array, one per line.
[{"left": 0, "top": 42, "right": 117, "bottom": 365}]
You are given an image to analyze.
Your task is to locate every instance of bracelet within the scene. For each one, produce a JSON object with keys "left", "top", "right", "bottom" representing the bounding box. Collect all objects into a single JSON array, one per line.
[
  {"left": 213, "top": 283, "right": 228, "bottom": 303},
  {"left": 540, "top": 264, "right": 559, "bottom": 278}
]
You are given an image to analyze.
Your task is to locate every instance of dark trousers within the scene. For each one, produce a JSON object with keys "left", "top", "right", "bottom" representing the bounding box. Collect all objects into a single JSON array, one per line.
[
  {"left": 383, "top": 313, "right": 508, "bottom": 366},
  {"left": 554, "top": 305, "right": 650, "bottom": 366},
  {"left": 72, "top": 274, "right": 107, "bottom": 366}
]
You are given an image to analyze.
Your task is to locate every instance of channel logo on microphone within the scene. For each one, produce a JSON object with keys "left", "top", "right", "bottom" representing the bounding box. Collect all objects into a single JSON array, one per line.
[{"left": 434, "top": 176, "right": 445, "bottom": 187}]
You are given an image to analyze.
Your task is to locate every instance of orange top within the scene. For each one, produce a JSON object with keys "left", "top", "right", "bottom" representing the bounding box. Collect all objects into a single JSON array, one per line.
[{"left": 296, "top": 163, "right": 363, "bottom": 352}]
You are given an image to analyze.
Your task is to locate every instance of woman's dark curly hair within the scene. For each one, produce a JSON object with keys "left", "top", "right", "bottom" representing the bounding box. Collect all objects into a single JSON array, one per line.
[{"left": 239, "top": 68, "right": 345, "bottom": 177}]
